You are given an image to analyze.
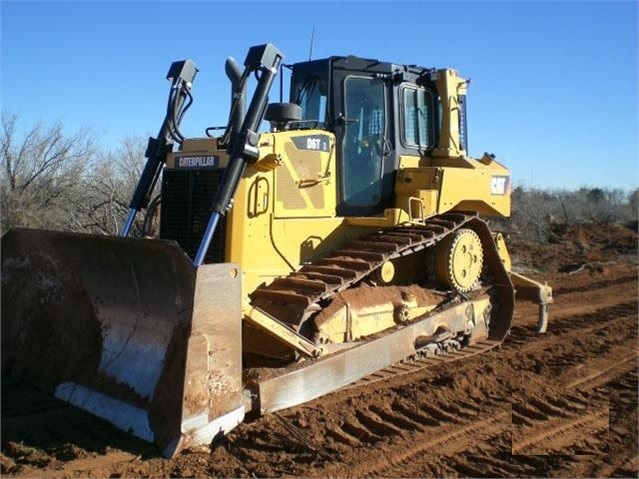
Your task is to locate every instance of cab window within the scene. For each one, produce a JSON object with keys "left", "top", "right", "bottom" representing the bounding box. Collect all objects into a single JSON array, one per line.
[
  {"left": 292, "top": 75, "right": 328, "bottom": 125},
  {"left": 402, "top": 86, "right": 435, "bottom": 149}
]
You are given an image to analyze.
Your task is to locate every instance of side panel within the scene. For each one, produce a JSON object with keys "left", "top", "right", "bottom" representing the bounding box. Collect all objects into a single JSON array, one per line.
[
  {"left": 395, "top": 160, "right": 511, "bottom": 219},
  {"left": 226, "top": 131, "right": 365, "bottom": 305},
  {"left": 272, "top": 132, "right": 336, "bottom": 218},
  {"left": 438, "top": 164, "right": 511, "bottom": 216}
]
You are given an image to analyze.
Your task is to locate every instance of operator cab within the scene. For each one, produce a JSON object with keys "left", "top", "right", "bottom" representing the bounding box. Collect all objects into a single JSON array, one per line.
[{"left": 289, "top": 56, "right": 450, "bottom": 217}]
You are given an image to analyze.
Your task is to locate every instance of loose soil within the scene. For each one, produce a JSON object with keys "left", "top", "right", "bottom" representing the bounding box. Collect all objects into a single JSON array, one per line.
[{"left": 2, "top": 222, "right": 637, "bottom": 478}]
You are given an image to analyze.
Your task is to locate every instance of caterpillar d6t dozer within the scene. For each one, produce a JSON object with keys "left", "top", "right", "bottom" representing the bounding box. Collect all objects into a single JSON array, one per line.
[{"left": 1, "top": 44, "right": 553, "bottom": 457}]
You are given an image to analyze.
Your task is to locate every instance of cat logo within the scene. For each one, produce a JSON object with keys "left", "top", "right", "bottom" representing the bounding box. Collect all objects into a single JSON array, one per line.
[
  {"left": 176, "top": 155, "right": 219, "bottom": 169},
  {"left": 490, "top": 175, "right": 510, "bottom": 196}
]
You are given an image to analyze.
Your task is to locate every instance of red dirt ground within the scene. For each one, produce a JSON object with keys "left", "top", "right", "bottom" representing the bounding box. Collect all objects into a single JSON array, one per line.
[{"left": 2, "top": 221, "right": 637, "bottom": 478}]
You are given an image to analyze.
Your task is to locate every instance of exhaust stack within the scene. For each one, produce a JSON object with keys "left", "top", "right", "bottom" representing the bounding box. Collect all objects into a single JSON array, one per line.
[{"left": 225, "top": 56, "right": 246, "bottom": 135}]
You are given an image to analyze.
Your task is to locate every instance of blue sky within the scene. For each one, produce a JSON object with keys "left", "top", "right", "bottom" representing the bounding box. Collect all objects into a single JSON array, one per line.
[{"left": 2, "top": 1, "right": 637, "bottom": 190}]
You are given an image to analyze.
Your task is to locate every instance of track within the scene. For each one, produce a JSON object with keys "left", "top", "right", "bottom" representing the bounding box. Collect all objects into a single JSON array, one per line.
[
  {"left": 1, "top": 224, "right": 637, "bottom": 478},
  {"left": 250, "top": 212, "right": 512, "bottom": 343}
]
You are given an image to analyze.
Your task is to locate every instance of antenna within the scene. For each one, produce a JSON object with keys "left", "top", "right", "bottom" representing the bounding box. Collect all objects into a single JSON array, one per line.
[{"left": 308, "top": 26, "right": 316, "bottom": 61}]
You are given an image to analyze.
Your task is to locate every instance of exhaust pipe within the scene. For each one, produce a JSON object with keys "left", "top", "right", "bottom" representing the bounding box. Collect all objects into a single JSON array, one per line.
[{"left": 225, "top": 56, "right": 246, "bottom": 135}]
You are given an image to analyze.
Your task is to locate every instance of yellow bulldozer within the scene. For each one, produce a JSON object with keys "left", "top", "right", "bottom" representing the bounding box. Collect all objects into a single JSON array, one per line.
[{"left": 1, "top": 44, "right": 552, "bottom": 457}]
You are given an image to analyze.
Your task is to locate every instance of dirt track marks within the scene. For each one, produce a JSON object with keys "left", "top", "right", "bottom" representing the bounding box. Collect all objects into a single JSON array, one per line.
[
  {"left": 512, "top": 403, "right": 610, "bottom": 455},
  {"left": 1, "top": 246, "right": 637, "bottom": 478},
  {"left": 324, "top": 411, "right": 510, "bottom": 478},
  {"left": 300, "top": 267, "right": 638, "bottom": 477}
]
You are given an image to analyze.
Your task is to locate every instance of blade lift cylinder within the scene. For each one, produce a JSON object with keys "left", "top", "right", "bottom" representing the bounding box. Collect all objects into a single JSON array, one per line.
[{"left": 120, "top": 59, "right": 198, "bottom": 237}]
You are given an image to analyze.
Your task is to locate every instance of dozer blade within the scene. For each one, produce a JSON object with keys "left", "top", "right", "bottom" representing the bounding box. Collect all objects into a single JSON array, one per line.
[{"left": 1, "top": 228, "right": 243, "bottom": 457}]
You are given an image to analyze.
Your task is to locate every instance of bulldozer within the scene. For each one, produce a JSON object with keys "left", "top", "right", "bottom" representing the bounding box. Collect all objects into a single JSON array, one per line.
[{"left": 1, "top": 44, "right": 552, "bottom": 457}]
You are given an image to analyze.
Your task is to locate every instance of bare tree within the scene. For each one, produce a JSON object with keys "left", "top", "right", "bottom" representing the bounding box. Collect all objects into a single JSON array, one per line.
[
  {"left": 1, "top": 112, "right": 94, "bottom": 233},
  {"left": 0, "top": 113, "right": 153, "bottom": 236},
  {"left": 67, "top": 136, "right": 148, "bottom": 235},
  {"left": 629, "top": 188, "right": 639, "bottom": 220}
]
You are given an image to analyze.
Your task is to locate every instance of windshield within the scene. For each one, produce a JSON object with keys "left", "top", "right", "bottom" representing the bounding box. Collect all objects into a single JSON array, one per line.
[{"left": 291, "top": 75, "right": 328, "bottom": 125}]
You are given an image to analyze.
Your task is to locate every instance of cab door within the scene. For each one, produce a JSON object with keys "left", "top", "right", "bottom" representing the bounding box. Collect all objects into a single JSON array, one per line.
[{"left": 335, "top": 74, "right": 394, "bottom": 216}]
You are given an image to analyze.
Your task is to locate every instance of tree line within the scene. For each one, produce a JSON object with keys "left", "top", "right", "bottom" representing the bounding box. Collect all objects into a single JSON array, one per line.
[
  {"left": 1, "top": 113, "right": 148, "bottom": 236},
  {"left": 503, "top": 185, "right": 638, "bottom": 243},
  {"left": 2, "top": 113, "right": 637, "bottom": 239}
]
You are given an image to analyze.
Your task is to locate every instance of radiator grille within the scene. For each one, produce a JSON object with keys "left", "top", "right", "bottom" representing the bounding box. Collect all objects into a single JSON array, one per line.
[{"left": 160, "top": 169, "right": 225, "bottom": 264}]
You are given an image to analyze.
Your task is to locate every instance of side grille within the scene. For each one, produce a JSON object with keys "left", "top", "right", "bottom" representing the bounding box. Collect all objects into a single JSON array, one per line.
[{"left": 160, "top": 169, "right": 226, "bottom": 264}]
